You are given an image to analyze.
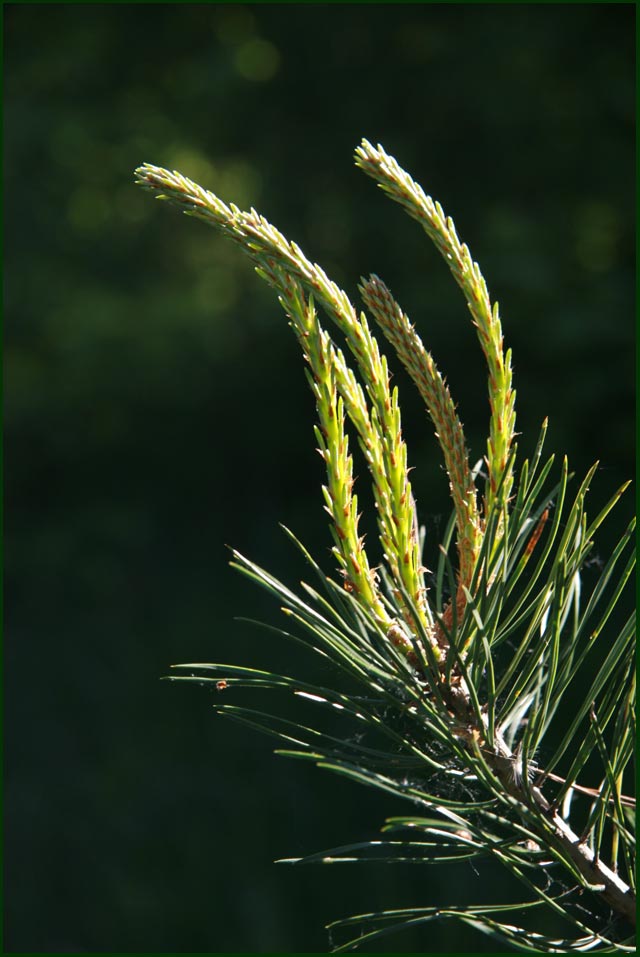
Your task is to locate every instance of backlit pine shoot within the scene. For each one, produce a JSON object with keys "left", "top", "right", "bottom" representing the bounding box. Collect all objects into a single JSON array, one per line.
[
  {"left": 135, "top": 162, "right": 433, "bottom": 653},
  {"left": 355, "top": 139, "right": 516, "bottom": 532},
  {"left": 135, "top": 141, "right": 635, "bottom": 954}
]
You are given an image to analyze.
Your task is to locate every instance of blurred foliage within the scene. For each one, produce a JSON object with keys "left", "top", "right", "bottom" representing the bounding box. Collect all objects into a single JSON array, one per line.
[{"left": 4, "top": 4, "right": 634, "bottom": 953}]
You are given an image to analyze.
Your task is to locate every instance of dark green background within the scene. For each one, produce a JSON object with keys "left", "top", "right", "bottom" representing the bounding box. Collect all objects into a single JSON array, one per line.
[{"left": 4, "top": 4, "right": 634, "bottom": 953}]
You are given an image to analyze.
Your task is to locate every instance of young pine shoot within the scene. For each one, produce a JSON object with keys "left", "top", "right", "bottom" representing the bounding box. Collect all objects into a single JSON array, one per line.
[{"left": 135, "top": 140, "right": 635, "bottom": 953}]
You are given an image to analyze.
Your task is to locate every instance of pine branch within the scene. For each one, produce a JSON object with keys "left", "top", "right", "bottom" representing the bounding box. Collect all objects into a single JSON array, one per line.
[{"left": 137, "top": 141, "right": 635, "bottom": 952}]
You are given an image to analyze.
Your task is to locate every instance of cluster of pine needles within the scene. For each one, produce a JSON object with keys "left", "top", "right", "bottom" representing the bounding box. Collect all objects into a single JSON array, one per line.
[{"left": 135, "top": 140, "right": 635, "bottom": 953}]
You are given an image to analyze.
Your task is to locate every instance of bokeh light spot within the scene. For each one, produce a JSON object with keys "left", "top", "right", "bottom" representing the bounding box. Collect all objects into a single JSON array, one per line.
[{"left": 234, "top": 37, "right": 280, "bottom": 82}]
